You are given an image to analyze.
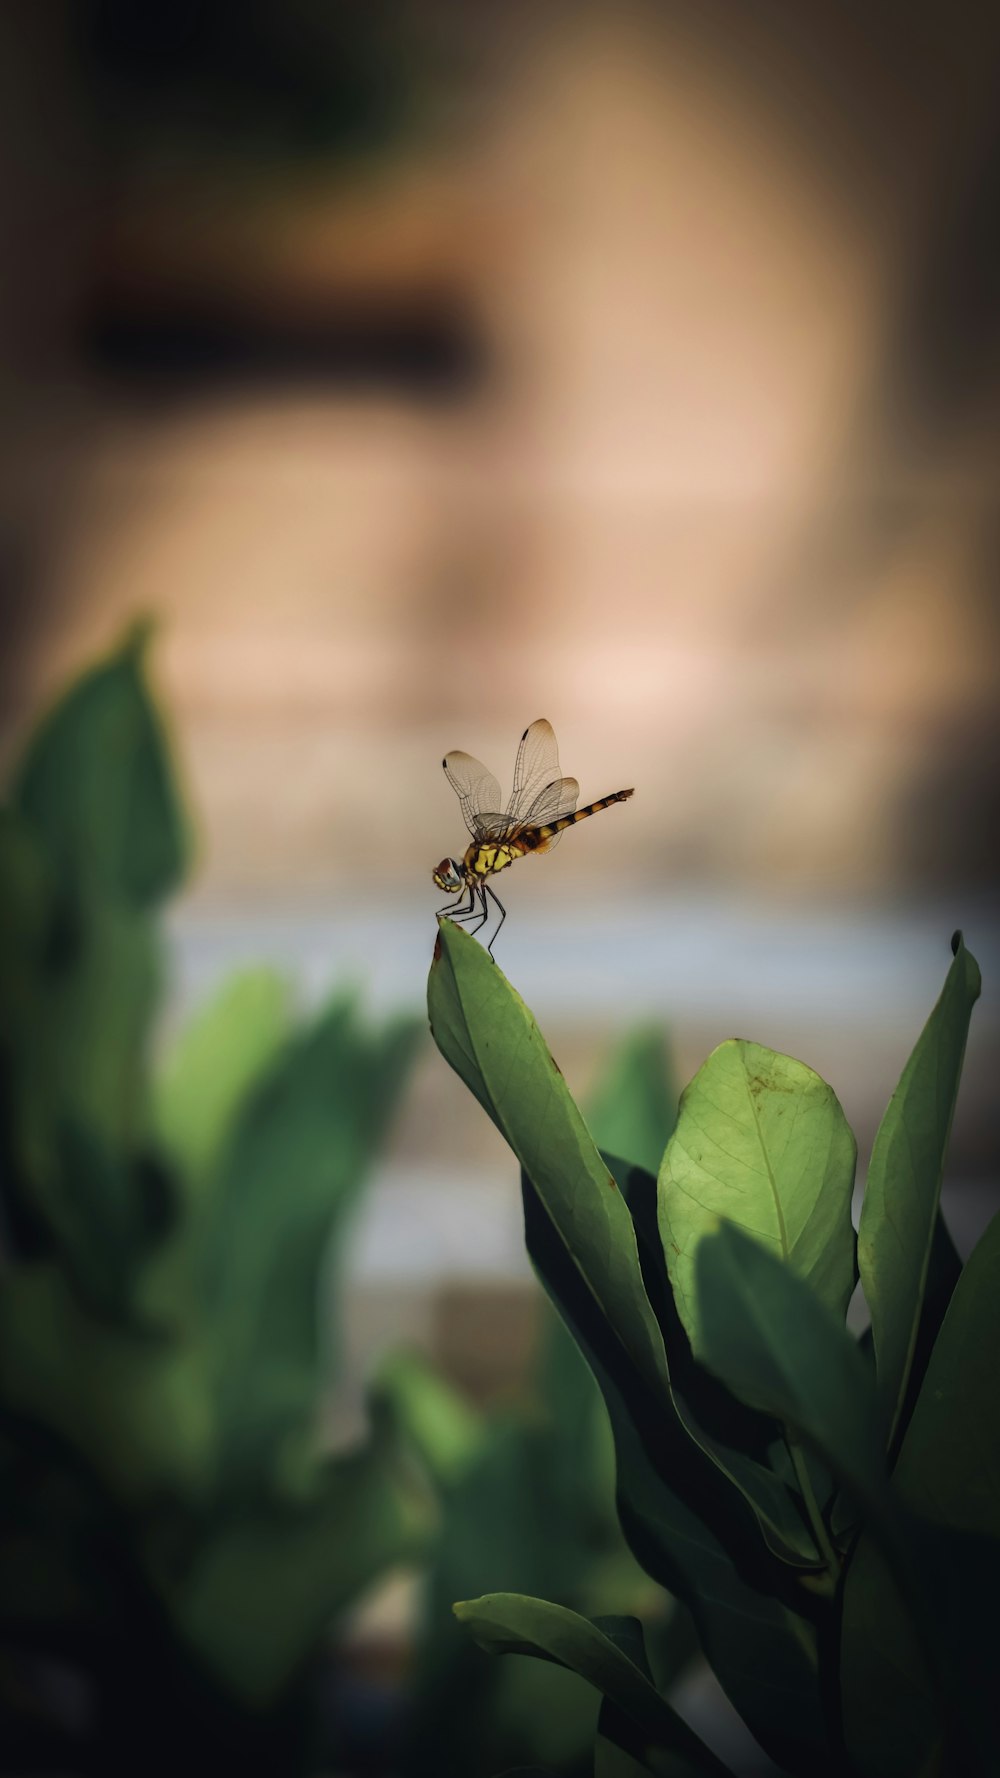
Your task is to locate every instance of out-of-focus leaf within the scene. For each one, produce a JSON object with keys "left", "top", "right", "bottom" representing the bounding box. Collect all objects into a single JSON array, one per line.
[
  {"left": 373, "top": 1348, "right": 483, "bottom": 1490},
  {"left": 203, "top": 995, "right": 420, "bottom": 1492},
  {"left": 454, "top": 1595, "right": 732, "bottom": 1778},
  {"left": 11, "top": 622, "right": 188, "bottom": 910},
  {"left": 587, "top": 1027, "right": 679, "bottom": 1179},
  {"left": 523, "top": 1179, "right": 831, "bottom": 1776},
  {"left": 153, "top": 968, "right": 293, "bottom": 1190},
  {"left": 659, "top": 1041, "right": 856, "bottom": 1344},
  {"left": 428, "top": 921, "right": 670, "bottom": 1402},
  {"left": 154, "top": 1417, "right": 434, "bottom": 1703},
  {"left": 45, "top": 1122, "right": 173, "bottom": 1321},
  {"left": 0, "top": 1264, "right": 215, "bottom": 1503},
  {"left": 858, "top": 933, "right": 981, "bottom": 1450},
  {"left": 9, "top": 897, "right": 161, "bottom": 1174}
]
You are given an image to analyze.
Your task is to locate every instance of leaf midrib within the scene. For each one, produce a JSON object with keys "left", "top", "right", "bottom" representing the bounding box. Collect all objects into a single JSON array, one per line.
[{"left": 742, "top": 1048, "right": 790, "bottom": 1261}]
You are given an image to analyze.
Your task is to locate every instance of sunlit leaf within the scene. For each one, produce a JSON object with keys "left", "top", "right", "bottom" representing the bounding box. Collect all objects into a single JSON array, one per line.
[{"left": 659, "top": 1040, "right": 856, "bottom": 1345}]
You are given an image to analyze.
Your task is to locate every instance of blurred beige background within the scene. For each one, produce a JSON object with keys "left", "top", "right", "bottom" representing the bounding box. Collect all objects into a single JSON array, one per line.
[{"left": 1, "top": 1, "right": 998, "bottom": 1373}]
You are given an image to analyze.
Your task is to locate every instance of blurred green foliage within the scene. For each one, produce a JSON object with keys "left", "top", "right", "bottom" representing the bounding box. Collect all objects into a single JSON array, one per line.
[{"left": 0, "top": 629, "right": 426, "bottom": 1775}]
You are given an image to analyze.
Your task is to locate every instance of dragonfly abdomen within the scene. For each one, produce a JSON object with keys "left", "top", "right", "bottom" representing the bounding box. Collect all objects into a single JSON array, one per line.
[{"left": 536, "top": 788, "right": 634, "bottom": 844}]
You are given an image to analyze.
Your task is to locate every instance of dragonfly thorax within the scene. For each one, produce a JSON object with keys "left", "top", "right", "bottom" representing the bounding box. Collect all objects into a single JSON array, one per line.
[{"left": 432, "top": 857, "right": 465, "bottom": 893}]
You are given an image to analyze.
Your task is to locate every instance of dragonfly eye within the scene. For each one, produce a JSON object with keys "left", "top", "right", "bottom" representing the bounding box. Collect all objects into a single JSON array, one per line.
[{"left": 432, "top": 858, "right": 462, "bottom": 892}]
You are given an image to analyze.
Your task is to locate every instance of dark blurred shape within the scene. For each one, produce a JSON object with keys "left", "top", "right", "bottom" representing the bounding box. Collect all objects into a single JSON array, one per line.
[
  {"left": 74, "top": 0, "right": 425, "bottom": 163},
  {"left": 85, "top": 294, "right": 487, "bottom": 397}
]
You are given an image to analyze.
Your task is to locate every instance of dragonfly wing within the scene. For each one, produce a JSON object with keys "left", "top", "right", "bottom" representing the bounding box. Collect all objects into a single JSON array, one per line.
[
  {"left": 507, "top": 718, "right": 562, "bottom": 821},
  {"left": 521, "top": 775, "right": 579, "bottom": 850},
  {"left": 443, "top": 750, "right": 503, "bottom": 840}
]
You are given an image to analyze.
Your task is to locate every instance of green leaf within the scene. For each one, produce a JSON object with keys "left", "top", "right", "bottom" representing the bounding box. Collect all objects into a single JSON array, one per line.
[
  {"left": 523, "top": 1178, "right": 832, "bottom": 1775},
  {"left": 0, "top": 1264, "right": 216, "bottom": 1503},
  {"left": 587, "top": 1026, "right": 679, "bottom": 1178},
  {"left": 840, "top": 1534, "right": 941, "bottom": 1778},
  {"left": 428, "top": 920, "right": 670, "bottom": 1401},
  {"left": 152, "top": 1417, "right": 433, "bottom": 1703},
  {"left": 11, "top": 622, "right": 188, "bottom": 909},
  {"left": 46, "top": 1120, "right": 174, "bottom": 1322},
  {"left": 153, "top": 968, "right": 293, "bottom": 1190},
  {"left": 893, "top": 1210, "right": 1000, "bottom": 1537},
  {"left": 857, "top": 932, "right": 981, "bottom": 1449},
  {"left": 373, "top": 1348, "right": 484, "bottom": 1490},
  {"left": 659, "top": 1040, "right": 857, "bottom": 1345},
  {"left": 596, "top": 1696, "right": 707, "bottom": 1778},
  {"left": 615, "top": 1156, "right": 828, "bottom": 1570},
  {"left": 453, "top": 1595, "right": 732, "bottom": 1778},
  {"left": 202, "top": 995, "right": 420, "bottom": 1492},
  {"left": 693, "top": 1222, "right": 883, "bottom": 1514}
]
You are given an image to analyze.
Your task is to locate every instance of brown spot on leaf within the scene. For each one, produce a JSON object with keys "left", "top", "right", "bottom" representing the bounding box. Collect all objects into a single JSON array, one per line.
[
  {"left": 432, "top": 931, "right": 442, "bottom": 963},
  {"left": 549, "top": 1051, "right": 563, "bottom": 1075},
  {"left": 607, "top": 1173, "right": 617, "bottom": 1191}
]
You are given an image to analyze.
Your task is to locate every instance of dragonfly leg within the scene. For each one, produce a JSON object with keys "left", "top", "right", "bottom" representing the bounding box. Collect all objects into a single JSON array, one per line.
[
  {"left": 485, "top": 884, "right": 507, "bottom": 959},
  {"left": 464, "top": 883, "right": 490, "bottom": 937}
]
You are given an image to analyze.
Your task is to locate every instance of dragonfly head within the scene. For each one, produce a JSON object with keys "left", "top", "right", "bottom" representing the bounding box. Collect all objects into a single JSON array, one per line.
[{"left": 433, "top": 857, "right": 464, "bottom": 893}]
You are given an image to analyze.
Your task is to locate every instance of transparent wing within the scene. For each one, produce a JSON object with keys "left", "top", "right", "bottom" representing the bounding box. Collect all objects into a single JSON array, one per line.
[
  {"left": 524, "top": 775, "right": 579, "bottom": 826},
  {"left": 507, "top": 718, "right": 562, "bottom": 822},
  {"left": 443, "top": 750, "right": 503, "bottom": 840},
  {"left": 519, "top": 775, "right": 579, "bottom": 850}
]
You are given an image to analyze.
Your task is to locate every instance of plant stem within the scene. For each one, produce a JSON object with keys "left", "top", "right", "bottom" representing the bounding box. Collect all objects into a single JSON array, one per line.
[{"left": 787, "top": 1435, "right": 838, "bottom": 1576}]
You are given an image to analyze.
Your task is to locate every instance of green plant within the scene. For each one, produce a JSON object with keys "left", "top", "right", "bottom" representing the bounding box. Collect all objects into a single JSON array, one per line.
[
  {"left": 0, "top": 630, "right": 428, "bottom": 1776},
  {"left": 428, "top": 917, "right": 996, "bottom": 1777}
]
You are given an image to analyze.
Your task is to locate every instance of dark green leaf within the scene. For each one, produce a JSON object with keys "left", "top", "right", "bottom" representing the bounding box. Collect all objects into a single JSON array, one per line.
[
  {"left": 453, "top": 1594, "right": 731, "bottom": 1778},
  {"left": 893, "top": 1210, "right": 1000, "bottom": 1536},
  {"left": 693, "top": 1223, "right": 883, "bottom": 1514},
  {"left": 0, "top": 1263, "right": 216, "bottom": 1502},
  {"left": 587, "top": 1026, "right": 679, "bottom": 1178},
  {"left": 596, "top": 1695, "right": 709, "bottom": 1778},
  {"left": 616, "top": 1157, "right": 827, "bottom": 1570},
  {"left": 428, "top": 921, "right": 670, "bottom": 1401},
  {"left": 840, "top": 1534, "right": 941, "bottom": 1778},
  {"left": 11, "top": 622, "right": 188, "bottom": 910},
  {"left": 858, "top": 933, "right": 981, "bottom": 1449},
  {"left": 523, "top": 1178, "right": 832, "bottom": 1775},
  {"left": 660, "top": 1040, "right": 856, "bottom": 1343}
]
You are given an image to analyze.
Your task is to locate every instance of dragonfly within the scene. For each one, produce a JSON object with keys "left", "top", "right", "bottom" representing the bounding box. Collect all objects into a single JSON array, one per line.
[{"left": 433, "top": 718, "right": 634, "bottom": 955}]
